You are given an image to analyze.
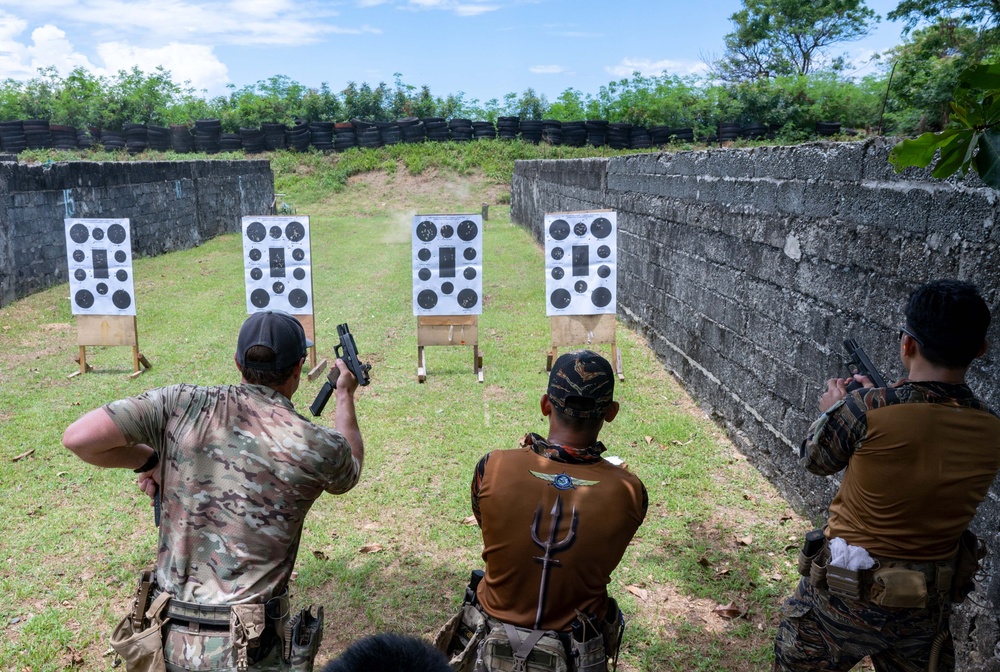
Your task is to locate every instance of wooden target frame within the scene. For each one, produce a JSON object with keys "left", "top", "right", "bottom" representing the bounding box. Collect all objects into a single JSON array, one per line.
[
  {"left": 416, "top": 315, "right": 484, "bottom": 383},
  {"left": 546, "top": 313, "right": 624, "bottom": 381},
  {"left": 296, "top": 314, "right": 328, "bottom": 381},
  {"left": 69, "top": 315, "right": 152, "bottom": 379}
]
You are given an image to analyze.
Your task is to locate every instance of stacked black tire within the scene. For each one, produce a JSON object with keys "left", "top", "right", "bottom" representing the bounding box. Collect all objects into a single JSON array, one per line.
[
  {"left": 100, "top": 130, "right": 126, "bottom": 151},
  {"left": 0, "top": 121, "right": 26, "bottom": 153},
  {"left": 23, "top": 119, "right": 51, "bottom": 149},
  {"left": 355, "top": 120, "right": 381, "bottom": 149},
  {"left": 561, "top": 121, "right": 586, "bottom": 147},
  {"left": 262, "top": 123, "right": 288, "bottom": 151},
  {"left": 671, "top": 127, "right": 695, "bottom": 143},
  {"left": 816, "top": 121, "right": 841, "bottom": 136},
  {"left": 649, "top": 126, "right": 672, "bottom": 146},
  {"left": 607, "top": 123, "right": 631, "bottom": 149},
  {"left": 541, "top": 120, "right": 562, "bottom": 145},
  {"left": 586, "top": 120, "right": 608, "bottom": 147},
  {"left": 472, "top": 121, "right": 495, "bottom": 140},
  {"left": 399, "top": 118, "right": 426, "bottom": 144},
  {"left": 219, "top": 133, "right": 242, "bottom": 152},
  {"left": 51, "top": 125, "right": 78, "bottom": 150},
  {"left": 147, "top": 125, "right": 171, "bottom": 151},
  {"left": 380, "top": 121, "right": 403, "bottom": 145},
  {"left": 334, "top": 122, "right": 358, "bottom": 150},
  {"left": 124, "top": 123, "right": 148, "bottom": 154},
  {"left": 423, "top": 117, "right": 450, "bottom": 142},
  {"left": 77, "top": 128, "right": 95, "bottom": 149},
  {"left": 519, "top": 120, "right": 543, "bottom": 144},
  {"left": 630, "top": 126, "right": 652, "bottom": 149},
  {"left": 309, "top": 122, "right": 334, "bottom": 150},
  {"left": 193, "top": 119, "right": 222, "bottom": 153},
  {"left": 171, "top": 125, "right": 194, "bottom": 153},
  {"left": 718, "top": 122, "right": 741, "bottom": 142},
  {"left": 286, "top": 119, "right": 310, "bottom": 151},
  {"left": 742, "top": 122, "right": 768, "bottom": 140},
  {"left": 240, "top": 127, "right": 265, "bottom": 153},
  {"left": 496, "top": 116, "right": 519, "bottom": 140},
  {"left": 449, "top": 118, "right": 473, "bottom": 142}
]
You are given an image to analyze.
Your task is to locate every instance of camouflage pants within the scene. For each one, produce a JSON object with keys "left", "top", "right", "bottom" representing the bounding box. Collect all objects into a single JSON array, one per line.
[
  {"left": 164, "top": 622, "right": 288, "bottom": 672},
  {"left": 773, "top": 577, "right": 953, "bottom": 672}
]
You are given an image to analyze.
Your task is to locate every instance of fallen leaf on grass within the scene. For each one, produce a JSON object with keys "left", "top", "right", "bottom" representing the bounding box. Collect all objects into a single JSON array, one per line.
[
  {"left": 461, "top": 515, "right": 478, "bottom": 526},
  {"left": 625, "top": 585, "right": 648, "bottom": 600},
  {"left": 359, "top": 543, "right": 384, "bottom": 554},
  {"left": 65, "top": 647, "right": 84, "bottom": 667},
  {"left": 312, "top": 550, "right": 328, "bottom": 561},
  {"left": 644, "top": 436, "right": 653, "bottom": 445},
  {"left": 736, "top": 535, "right": 753, "bottom": 546},
  {"left": 714, "top": 568, "right": 731, "bottom": 578},
  {"left": 697, "top": 557, "right": 713, "bottom": 568},
  {"left": 713, "top": 601, "right": 745, "bottom": 619}
]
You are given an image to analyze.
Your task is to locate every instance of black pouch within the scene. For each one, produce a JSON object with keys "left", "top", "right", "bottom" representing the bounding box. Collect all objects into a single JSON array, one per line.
[{"left": 951, "top": 529, "right": 986, "bottom": 604}]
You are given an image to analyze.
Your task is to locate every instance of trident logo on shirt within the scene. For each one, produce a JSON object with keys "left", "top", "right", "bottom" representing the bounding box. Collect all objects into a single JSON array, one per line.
[{"left": 530, "top": 495, "right": 578, "bottom": 629}]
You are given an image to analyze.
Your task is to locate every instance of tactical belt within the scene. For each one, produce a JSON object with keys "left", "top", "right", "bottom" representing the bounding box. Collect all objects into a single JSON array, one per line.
[{"left": 151, "top": 588, "right": 289, "bottom": 629}]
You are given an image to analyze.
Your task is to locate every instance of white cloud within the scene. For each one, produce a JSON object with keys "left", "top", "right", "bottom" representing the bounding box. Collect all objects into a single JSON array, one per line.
[
  {"left": 27, "top": 24, "right": 99, "bottom": 73},
  {"left": 405, "top": 0, "right": 502, "bottom": 15},
  {"left": 605, "top": 57, "right": 709, "bottom": 78},
  {"left": 529, "top": 64, "right": 566, "bottom": 75},
  {"left": 97, "top": 41, "right": 228, "bottom": 91}
]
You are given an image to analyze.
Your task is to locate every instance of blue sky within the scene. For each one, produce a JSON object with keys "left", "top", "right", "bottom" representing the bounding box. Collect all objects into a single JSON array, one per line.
[{"left": 0, "top": 0, "right": 911, "bottom": 104}]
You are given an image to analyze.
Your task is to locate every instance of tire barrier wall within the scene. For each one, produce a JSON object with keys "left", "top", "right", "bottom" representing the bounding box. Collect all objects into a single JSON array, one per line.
[
  {"left": 0, "top": 159, "right": 274, "bottom": 307},
  {"left": 511, "top": 139, "right": 1000, "bottom": 671}
]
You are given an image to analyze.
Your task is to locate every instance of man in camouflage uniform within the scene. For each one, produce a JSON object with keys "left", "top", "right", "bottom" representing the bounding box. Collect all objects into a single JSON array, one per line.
[
  {"left": 63, "top": 310, "right": 364, "bottom": 671},
  {"left": 773, "top": 280, "right": 1000, "bottom": 671}
]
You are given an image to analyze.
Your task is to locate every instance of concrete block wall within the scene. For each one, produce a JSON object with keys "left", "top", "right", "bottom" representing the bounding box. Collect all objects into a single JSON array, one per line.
[
  {"left": 512, "top": 139, "right": 1000, "bottom": 670},
  {"left": 0, "top": 160, "right": 274, "bottom": 306}
]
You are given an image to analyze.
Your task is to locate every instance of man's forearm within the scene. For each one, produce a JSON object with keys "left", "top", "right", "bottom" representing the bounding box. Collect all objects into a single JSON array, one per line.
[
  {"left": 63, "top": 407, "right": 155, "bottom": 469},
  {"left": 334, "top": 390, "right": 364, "bottom": 470}
]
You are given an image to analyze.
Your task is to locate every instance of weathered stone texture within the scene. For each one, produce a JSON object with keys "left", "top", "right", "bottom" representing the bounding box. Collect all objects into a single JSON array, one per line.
[
  {"left": 0, "top": 160, "right": 273, "bottom": 306},
  {"left": 512, "top": 139, "right": 1000, "bottom": 670}
]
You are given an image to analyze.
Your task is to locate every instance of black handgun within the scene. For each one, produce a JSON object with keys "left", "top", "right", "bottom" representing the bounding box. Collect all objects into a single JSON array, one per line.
[
  {"left": 310, "top": 323, "right": 371, "bottom": 417},
  {"left": 843, "top": 337, "right": 888, "bottom": 391}
]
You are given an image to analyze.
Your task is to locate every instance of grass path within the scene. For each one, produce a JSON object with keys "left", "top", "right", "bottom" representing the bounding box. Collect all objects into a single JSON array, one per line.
[{"left": 0, "top": 167, "right": 808, "bottom": 672}]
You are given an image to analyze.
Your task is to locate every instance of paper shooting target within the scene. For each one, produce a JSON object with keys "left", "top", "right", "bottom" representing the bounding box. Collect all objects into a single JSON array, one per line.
[
  {"left": 412, "top": 214, "right": 483, "bottom": 316},
  {"left": 65, "top": 218, "right": 136, "bottom": 316},
  {"left": 241, "top": 216, "right": 313, "bottom": 315},
  {"left": 544, "top": 211, "right": 617, "bottom": 316}
]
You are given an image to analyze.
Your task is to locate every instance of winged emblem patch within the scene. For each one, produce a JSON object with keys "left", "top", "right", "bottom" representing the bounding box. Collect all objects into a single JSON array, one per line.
[{"left": 530, "top": 470, "right": 599, "bottom": 490}]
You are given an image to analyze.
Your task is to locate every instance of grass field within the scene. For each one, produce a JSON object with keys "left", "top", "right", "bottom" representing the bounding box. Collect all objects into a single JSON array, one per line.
[{"left": 0, "top": 155, "right": 811, "bottom": 672}]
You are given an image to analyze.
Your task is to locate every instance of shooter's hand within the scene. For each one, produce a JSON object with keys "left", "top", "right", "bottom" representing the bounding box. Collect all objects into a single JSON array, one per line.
[
  {"left": 818, "top": 377, "right": 851, "bottom": 413},
  {"left": 137, "top": 468, "right": 160, "bottom": 501},
  {"left": 333, "top": 357, "right": 359, "bottom": 396}
]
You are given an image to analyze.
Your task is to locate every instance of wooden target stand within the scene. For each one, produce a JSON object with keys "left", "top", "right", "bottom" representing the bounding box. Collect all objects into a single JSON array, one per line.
[
  {"left": 296, "top": 314, "right": 329, "bottom": 381},
  {"left": 546, "top": 313, "right": 625, "bottom": 381},
  {"left": 69, "top": 315, "right": 152, "bottom": 379},
  {"left": 417, "top": 315, "right": 484, "bottom": 383}
]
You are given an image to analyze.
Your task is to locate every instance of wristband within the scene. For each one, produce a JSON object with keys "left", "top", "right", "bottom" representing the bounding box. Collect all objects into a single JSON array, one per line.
[{"left": 133, "top": 451, "right": 159, "bottom": 473}]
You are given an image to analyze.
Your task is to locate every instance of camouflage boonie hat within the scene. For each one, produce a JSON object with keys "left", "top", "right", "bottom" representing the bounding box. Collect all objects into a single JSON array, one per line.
[{"left": 547, "top": 350, "right": 614, "bottom": 418}]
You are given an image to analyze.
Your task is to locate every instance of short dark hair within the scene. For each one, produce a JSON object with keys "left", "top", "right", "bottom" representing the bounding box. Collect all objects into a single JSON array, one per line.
[
  {"left": 904, "top": 280, "right": 991, "bottom": 368},
  {"left": 321, "top": 633, "right": 451, "bottom": 672},
  {"left": 239, "top": 345, "right": 297, "bottom": 386}
]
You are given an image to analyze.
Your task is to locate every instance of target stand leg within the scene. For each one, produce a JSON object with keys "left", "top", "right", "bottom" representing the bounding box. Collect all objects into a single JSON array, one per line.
[
  {"left": 417, "top": 346, "right": 427, "bottom": 383},
  {"left": 308, "top": 358, "right": 329, "bottom": 382},
  {"left": 474, "top": 345, "right": 484, "bottom": 383},
  {"left": 129, "top": 346, "right": 153, "bottom": 379},
  {"left": 546, "top": 347, "right": 558, "bottom": 372},
  {"left": 69, "top": 346, "right": 95, "bottom": 378},
  {"left": 612, "top": 342, "right": 625, "bottom": 381}
]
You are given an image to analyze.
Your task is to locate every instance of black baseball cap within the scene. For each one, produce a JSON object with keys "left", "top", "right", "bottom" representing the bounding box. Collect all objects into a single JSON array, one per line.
[
  {"left": 547, "top": 350, "right": 615, "bottom": 418},
  {"left": 236, "top": 310, "right": 313, "bottom": 370}
]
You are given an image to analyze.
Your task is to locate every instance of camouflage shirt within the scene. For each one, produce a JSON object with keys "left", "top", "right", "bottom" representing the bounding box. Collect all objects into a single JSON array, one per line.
[{"left": 105, "top": 383, "right": 359, "bottom": 605}]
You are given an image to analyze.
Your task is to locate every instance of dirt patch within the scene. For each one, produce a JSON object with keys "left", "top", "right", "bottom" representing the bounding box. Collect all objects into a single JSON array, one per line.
[{"left": 341, "top": 168, "right": 506, "bottom": 214}]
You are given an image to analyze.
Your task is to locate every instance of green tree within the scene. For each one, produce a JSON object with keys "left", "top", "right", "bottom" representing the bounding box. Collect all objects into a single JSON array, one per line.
[
  {"left": 889, "top": 0, "right": 1000, "bottom": 31},
  {"left": 716, "top": 0, "right": 879, "bottom": 80}
]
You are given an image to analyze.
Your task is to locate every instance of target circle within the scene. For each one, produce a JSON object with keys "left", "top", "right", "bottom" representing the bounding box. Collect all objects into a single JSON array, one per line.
[
  {"left": 251, "top": 289, "right": 271, "bottom": 308},
  {"left": 574, "top": 222, "right": 588, "bottom": 236},
  {"left": 551, "top": 267, "right": 564, "bottom": 280},
  {"left": 246, "top": 222, "right": 266, "bottom": 242},
  {"left": 250, "top": 268, "right": 263, "bottom": 281},
  {"left": 418, "top": 268, "right": 432, "bottom": 281},
  {"left": 592, "top": 287, "right": 613, "bottom": 308},
  {"left": 457, "top": 289, "right": 479, "bottom": 309},
  {"left": 440, "top": 224, "right": 454, "bottom": 239},
  {"left": 293, "top": 268, "right": 305, "bottom": 281},
  {"left": 418, "top": 248, "right": 431, "bottom": 262},
  {"left": 70, "top": 224, "right": 89, "bottom": 243},
  {"left": 551, "top": 247, "right": 564, "bottom": 260},
  {"left": 285, "top": 221, "right": 305, "bottom": 242},
  {"left": 74, "top": 269, "right": 87, "bottom": 281},
  {"left": 597, "top": 245, "right": 611, "bottom": 259},
  {"left": 92, "top": 228, "right": 105, "bottom": 241},
  {"left": 458, "top": 220, "right": 478, "bottom": 241},
  {"left": 115, "top": 250, "right": 127, "bottom": 263},
  {"left": 463, "top": 267, "right": 477, "bottom": 280},
  {"left": 75, "top": 289, "right": 95, "bottom": 309},
  {"left": 575, "top": 280, "right": 588, "bottom": 293},
  {"left": 416, "top": 220, "right": 437, "bottom": 242},
  {"left": 289, "top": 289, "right": 309, "bottom": 308},
  {"left": 292, "top": 248, "right": 305, "bottom": 262},
  {"left": 112, "top": 290, "right": 132, "bottom": 310},
  {"left": 591, "top": 217, "right": 613, "bottom": 239},
  {"left": 273, "top": 282, "right": 285, "bottom": 294},
  {"left": 463, "top": 247, "right": 477, "bottom": 261},
  {"left": 417, "top": 289, "right": 438, "bottom": 309},
  {"left": 108, "top": 224, "right": 127, "bottom": 244},
  {"left": 549, "top": 219, "right": 570, "bottom": 240},
  {"left": 73, "top": 249, "right": 85, "bottom": 262},
  {"left": 598, "top": 265, "right": 611, "bottom": 278},
  {"left": 116, "top": 269, "right": 128, "bottom": 282},
  {"left": 441, "top": 282, "right": 454, "bottom": 295},
  {"left": 249, "top": 249, "right": 262, "bottom": 262},
  {"left": 96, "top": 283, "right": 108, "bottom": 295},
  {"left": 550, "top": 289, "right": 571, "bottom": 310},
  {"left": 269, "top": 225, "right": 282, "bottom": 239}
]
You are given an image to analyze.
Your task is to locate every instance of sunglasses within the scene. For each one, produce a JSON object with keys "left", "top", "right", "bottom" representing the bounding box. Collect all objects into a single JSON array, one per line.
[{"left": 897, "top": 326, "right": 924, "bottom": 347}]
